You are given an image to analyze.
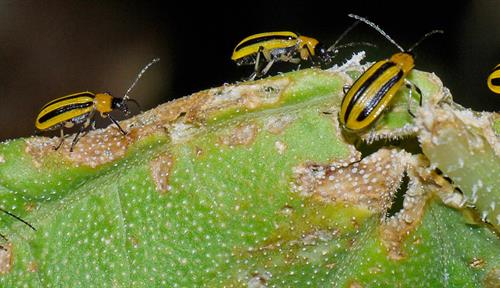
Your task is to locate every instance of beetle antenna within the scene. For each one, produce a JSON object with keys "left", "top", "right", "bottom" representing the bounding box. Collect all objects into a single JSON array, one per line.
[
  {"left": 348, "top": 14, "right": 404, "bottom": 52},
  {"left": 331, "top": 41, "right": 377, "bottom": 51},
  {"left": 126, "top": 98, "right": 142, "bottom": 111},
  {"left": 407, "top": 30, "right": 444, "bottom": 52},
  {"left": 123, "top": 58, "right": 160, "bottom": 100},
  {"left": 327, "top": 20, "right": 360, "bottom": 52},
  {"left": 0, "top": 207, "right": 36, "bottom": 231}
]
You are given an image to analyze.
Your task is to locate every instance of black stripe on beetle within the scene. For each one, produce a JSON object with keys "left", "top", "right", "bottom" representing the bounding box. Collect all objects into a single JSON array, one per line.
[
  {"left": 491, "top": 77, "right": 500, "bottom": 86},
  {"left": 40, "top": 92, "right": 95, "bottom": 111},
  {"left": 357, "top": 69, "right": 404, "bottom": 121},
  {"left": 235, "top": 34, "right": 297, "bottom": 52},
  {"left": 343, "top": 61, "right": 397, "bottom": 123},
  {"left": 38, "top": 102, "right": 93, "bottom": 124}
]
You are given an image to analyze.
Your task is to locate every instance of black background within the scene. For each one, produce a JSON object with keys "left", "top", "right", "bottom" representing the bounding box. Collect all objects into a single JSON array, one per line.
[{"left": 1, "top": 1, "right": 499, "bottom": 140}]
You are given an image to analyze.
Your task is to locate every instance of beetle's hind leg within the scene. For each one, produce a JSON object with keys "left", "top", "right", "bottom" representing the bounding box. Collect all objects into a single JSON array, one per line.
[
  {"left": 249, "top": 47, "right": 275, "bottom": 80},
  {"left": 260, "top": 59, "right": 276, "bottom": 77}
]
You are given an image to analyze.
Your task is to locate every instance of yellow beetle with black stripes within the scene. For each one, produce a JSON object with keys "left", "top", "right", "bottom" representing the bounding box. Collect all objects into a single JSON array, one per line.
[
  {"left": 35, "top": 58, "right": 159, "bottom": 152},
  {"left": 340, "top": 14, "right": 443, "bottom": 132},
  {"left": 231, "top": 31, "right": 321, "bottom": 80},
  {"left": 487, "top": 64, "right": 500, "bottom": 94},
  {"left": 231, "top": 21, "right": 363, "bottom": 80}
]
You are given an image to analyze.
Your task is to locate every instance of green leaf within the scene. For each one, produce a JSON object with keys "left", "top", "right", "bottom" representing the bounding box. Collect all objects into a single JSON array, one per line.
[{"left": 0, "top": 55, "right": 498, "bottom": 287}]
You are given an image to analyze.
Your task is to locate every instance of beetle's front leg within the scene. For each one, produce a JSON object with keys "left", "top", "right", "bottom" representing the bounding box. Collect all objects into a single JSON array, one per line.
[{"left": 404, "top": 79, "right": 423, "bottom": 118}]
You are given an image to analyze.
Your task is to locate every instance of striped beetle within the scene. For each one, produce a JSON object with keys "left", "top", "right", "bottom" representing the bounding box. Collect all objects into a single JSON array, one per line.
[
  {"left": 35, "top": 58, "right": 160, "bottom": 152},
  {"left": 487, "top": 64, "right": 500, "bottom": 94},
  {"left": 231, "top": 20, "right": 365, "bottom": 80},
  {"left": 340, "top": 14, "right": 443, "bottom": 132}
]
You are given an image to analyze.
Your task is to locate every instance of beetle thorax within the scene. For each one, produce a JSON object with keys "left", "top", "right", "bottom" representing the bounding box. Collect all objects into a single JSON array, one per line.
[
  {"left": 390, "top": 52, "right": 415, "bottom": 74},
  {"left": 298, "top": 35, "right": 319, "bottom": 60},
  {"left": 94, "top": 93, "right": 114, "bottom": 114}
]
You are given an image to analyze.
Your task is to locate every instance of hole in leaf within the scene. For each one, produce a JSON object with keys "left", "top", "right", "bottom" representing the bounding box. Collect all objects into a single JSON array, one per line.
[
  {"left": 386, "top": 171, "right": 409, "bottom": 217},
  {"left": 356, "top": 136, "right": 422, "bottom": 158}
]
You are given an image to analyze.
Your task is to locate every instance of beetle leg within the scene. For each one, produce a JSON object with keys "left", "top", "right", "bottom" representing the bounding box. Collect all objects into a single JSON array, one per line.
[
  {"left": 90, "top": 118, "right": 96, "bottom": 130},
  {"left": 415, "top": 85, "right": 423, "bottom": 106},
  {"left": 247, "top": 72, "right": 258, "bottom": 81},
  {"left": 80, "top": 111, "right": 96, "bottom": 138},
  {"left": 258, "top": 49, "right": 276, "bottom": 76},
  {"left": 69, "top": 124, "right": 87, "bottom": 152},
  {"left": 79, "top": 120, "right": 95, "bottom": 140},
  {"left": 404, "top": 79, "right": 423, "bottom": 105},
  {"left": 404, "top": 79, "right": 423, "bottom": 118},
  {"left": 54, "top": 128, "right": 66, "bottom": 151},
  {"left": 107, "top": 114, "right": 127, "bottom": 135},
  {"left": 261, "top": 49, "right": 272, "bottom": 62},
  {"left": 279, "top": 50, "right": 300, "bottom": 64},
  {"left": 253, "top": 49, "right": 261, "bottom": 75},
  {"left": 260, "top": 59, "right": 276, "bottom": 76},
  {"left": 69, "top": 112, "right": 95, "bottom": 152},
  {"left": 404, "top": 83, "right": 415, "bottom": 118},
  {"left": 250, "top": 47, "right": 266, "bottom": 80}
]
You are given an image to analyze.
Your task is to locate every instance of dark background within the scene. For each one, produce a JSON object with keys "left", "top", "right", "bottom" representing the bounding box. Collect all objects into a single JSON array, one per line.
[{"left": 1, "top": 1, "right": 499, "bottom": 140}]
